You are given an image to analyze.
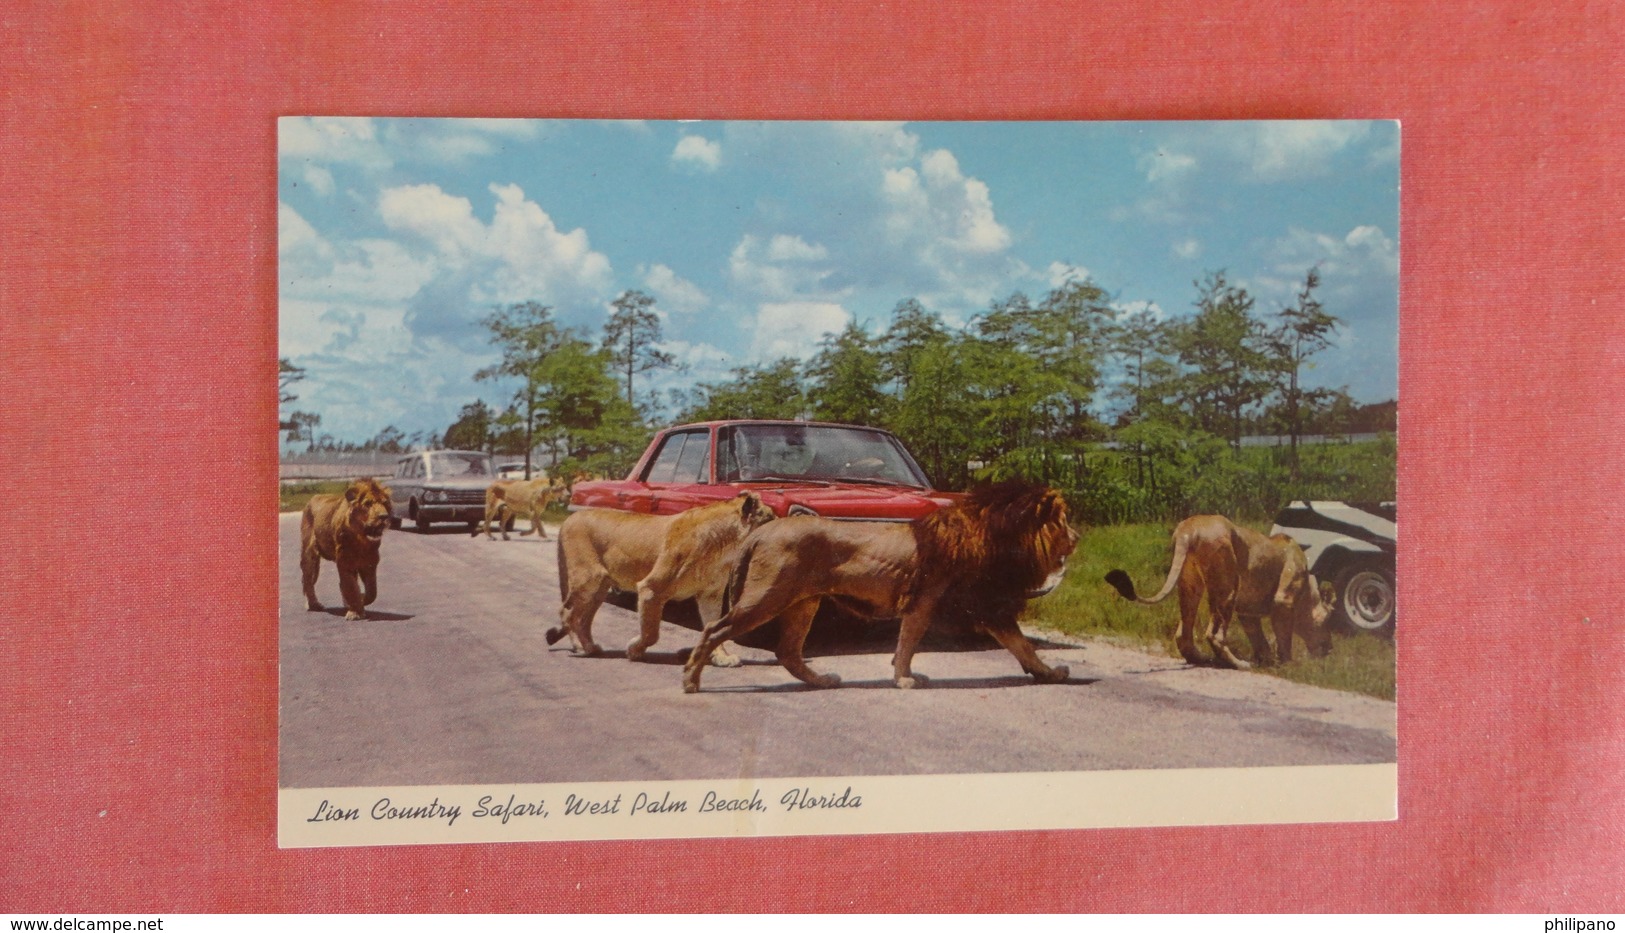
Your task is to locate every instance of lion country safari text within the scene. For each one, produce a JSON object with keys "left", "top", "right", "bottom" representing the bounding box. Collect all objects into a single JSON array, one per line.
[{"left": 301, "top": 784, "right": 862, "bottom": 830}]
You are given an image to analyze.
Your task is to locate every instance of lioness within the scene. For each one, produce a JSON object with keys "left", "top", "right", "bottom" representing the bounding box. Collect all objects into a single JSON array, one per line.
[
  {"left": 300, "top": 477, "right": 392, "bottom": 621},
  {"left": 473, "top": 477, "right": 563, "bottom": 540},
  {"left": 1105, "top": 515, "right": 1332, "bottom": 669},
  {"left": 547, "top": 493, "right": 776, "bottom": 666},
  {"left": 683, "top": 481, "right": 1078, "bottom": 692}
]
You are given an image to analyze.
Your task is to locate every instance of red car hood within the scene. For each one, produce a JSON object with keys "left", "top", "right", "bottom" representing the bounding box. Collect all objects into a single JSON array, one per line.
[{"left": 749, "top": 483, "right": 960, "bottom": 520}]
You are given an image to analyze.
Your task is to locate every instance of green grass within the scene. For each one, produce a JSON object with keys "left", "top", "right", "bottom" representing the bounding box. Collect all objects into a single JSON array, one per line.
[
  {"left": 1025, "top": 522, "right": 1396, "bottom": 701},
  {"left": 279, "top": 480, "right": 350, "bottom": 514}
]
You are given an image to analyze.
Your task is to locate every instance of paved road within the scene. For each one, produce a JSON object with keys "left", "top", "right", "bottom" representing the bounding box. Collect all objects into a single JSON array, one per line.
[{"left": 279, "top": 513, "right": 1395, "bottom": 789}]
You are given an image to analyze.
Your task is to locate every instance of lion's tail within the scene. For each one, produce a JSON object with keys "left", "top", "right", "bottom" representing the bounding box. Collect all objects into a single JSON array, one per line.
[
  {"left": 556, "top": 534, "right": 569, "bottom": 605},
  {"left": 1105, "top": 529, "right": 1191, "bottom": 605},
  {"left": 545, "top": 535, "right": 571, "bottom": 646}
]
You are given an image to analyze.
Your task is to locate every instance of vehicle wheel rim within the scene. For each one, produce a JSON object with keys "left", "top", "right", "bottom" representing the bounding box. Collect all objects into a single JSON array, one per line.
[{"left": 1343, "top": 570, "right": 1394, "bottom": 630}]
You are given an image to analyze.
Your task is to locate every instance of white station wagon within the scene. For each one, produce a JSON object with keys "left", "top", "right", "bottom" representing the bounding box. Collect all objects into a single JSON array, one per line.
[{"left": 388, "top": 450, "right": 495, "bottom": 532}]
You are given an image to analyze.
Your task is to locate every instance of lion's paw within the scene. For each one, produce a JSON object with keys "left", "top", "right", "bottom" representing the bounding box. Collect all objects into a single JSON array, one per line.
[
  {"left": 709, "top": 648, "right": 743, "bottom": 668},
  {"left": 811, "top": 673, "right": 842, "bottom": 689},
  {"left": 544, "top": 627, "right": 567, "bottom": 646},
  {"left": 344, "top": 610, "right": 364, "bottom": 621},
  {"left": 306, "top": 601, "right": 324, "bottom": 612},
  {"left": 1036, "top": 664, "right": 1070, "bottom": 683},
  {"left": 894, "top": 673, "right": 928, "bottom": 689},
  {"left": 625, "top": 639, "right": 648, "bottom": 662}
]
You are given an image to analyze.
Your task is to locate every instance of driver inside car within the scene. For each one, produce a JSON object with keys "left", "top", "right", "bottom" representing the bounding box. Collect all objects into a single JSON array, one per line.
[{"left": 759, "top": 437, "right": 815, "bottom": 476}]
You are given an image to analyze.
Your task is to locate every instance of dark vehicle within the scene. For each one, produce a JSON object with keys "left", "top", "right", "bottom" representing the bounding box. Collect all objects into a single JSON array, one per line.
[
  {"left": 1271, "top": 500, "right": 1397, "bottom": 635},
  {"left": 570, "top": 420, "right": 958, "bottom": 520},
  {"left": 388, "top": 449, "right": 496, "bottom": 532}
]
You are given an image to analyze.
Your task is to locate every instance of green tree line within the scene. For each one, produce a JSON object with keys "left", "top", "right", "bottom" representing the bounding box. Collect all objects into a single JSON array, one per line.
[
  {"left": 282, "top": 269, "right": 1395, "bottom": 523},
  {"left": 673, "top": 269, "right": 1394, "bottom": 523}
]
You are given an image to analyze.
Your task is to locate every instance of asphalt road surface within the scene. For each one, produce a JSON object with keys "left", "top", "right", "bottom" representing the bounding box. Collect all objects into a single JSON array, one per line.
[{"left": 279, "top": 513, "right": 1395, "bottom": 789}]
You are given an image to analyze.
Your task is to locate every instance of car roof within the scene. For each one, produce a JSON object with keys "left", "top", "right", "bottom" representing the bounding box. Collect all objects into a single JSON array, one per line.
[{"left": 664, "top": 419, "right": 895, "bottom": 433}]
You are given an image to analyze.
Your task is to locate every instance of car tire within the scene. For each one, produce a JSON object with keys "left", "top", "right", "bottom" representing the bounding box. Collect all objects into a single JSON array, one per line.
[{"left": 1333, "top": 561, "right": 1396, "bottom": 636}]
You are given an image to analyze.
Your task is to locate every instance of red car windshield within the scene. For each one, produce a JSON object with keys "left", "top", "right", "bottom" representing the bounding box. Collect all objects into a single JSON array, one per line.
[{"left": 715, "top": 423, "right": 929, "bottom": 488}]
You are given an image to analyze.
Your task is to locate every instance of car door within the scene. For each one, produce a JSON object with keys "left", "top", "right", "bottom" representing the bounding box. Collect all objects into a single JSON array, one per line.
[
  {"left": 389, "top": 455, "right": 420, "bottom": 521},
  {"left": 626, "top": 427, "right": 729, "bottom": 515}
]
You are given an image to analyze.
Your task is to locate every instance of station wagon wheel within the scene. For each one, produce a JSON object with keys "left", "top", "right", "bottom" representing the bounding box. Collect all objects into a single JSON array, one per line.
[{"left": 1334, "top": 561, "right": 1396, "bottom": 636}]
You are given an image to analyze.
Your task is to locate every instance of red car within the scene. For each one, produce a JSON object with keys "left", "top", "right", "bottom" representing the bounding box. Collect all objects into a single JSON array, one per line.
[{"left": 570, "top": 420, "right": 957, "bottom": 520}]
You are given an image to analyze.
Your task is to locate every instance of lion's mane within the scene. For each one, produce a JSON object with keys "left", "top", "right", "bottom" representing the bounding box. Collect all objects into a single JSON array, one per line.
[{"left": 909, "top": 480, "right": 1073, "bottom": 626}]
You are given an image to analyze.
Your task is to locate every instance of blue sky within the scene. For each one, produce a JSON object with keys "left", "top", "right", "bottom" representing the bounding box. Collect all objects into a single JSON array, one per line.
[{"left": 279, "top": 119, "right": 1399, "bottom": 444}]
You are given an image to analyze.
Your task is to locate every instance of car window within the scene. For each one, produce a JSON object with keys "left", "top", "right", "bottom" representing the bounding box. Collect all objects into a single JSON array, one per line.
[
  {"left": 718, "top": 423, "right": 927, "bottom": 486},
  {"left": 672, "top": 431, "right": 710, "bottom": 483},
  {"left": 644, "top": 430, "right": 706, "bottom": 484},
  {"left": 426, "top": 452, "right": 493, "bottom": 479}
]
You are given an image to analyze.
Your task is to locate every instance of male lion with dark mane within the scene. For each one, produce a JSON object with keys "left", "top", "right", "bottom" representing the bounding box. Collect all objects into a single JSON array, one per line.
[
  {"left": 300, "top": 477, "right": 392, "bottom": 621},
  {"left": 473, "top": 477, "right": 564, "bottom": 540},
  {"left": 682, "top": 480, "right": 1078, "bottom": 693},
  {"left": 1105, "top": 514, "right": 1332, "bottom": 669},
  {"left": 547, "top": 493, "right": 776, "bottom": 666}
]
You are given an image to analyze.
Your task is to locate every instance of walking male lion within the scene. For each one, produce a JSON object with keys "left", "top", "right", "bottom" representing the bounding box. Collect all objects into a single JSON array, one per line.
[
  {"left": 300, "top": 477, "right": 392, "bottom": 621},
  {"left": 473, "top": 477, "right": 564, "bottom": 540},
  {"left": 1105, "top": 515, "right": 1332, "bottom": 669},
  {"left": 682, "top": 481, "right": 1078, "bottom": 693},
  {"left": 547, "top": 493, "right": 776, "bottom": 666}
]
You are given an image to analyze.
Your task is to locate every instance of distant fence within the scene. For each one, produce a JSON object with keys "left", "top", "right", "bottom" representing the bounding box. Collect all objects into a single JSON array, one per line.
[
  {"left": 1095, "top": 432, "right": 1387, "bottom": 452},
  {"left": 1237, "top": 432, "right": 1384, "bottom": 448},
  {"left": 279, "top": 452, "right": 398, "bottom": 482}
]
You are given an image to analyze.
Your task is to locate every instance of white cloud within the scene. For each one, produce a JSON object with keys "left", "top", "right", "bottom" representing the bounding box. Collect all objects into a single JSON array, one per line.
[
  {"left": 278, "top": 202, "right": 325, "bottom": 258},
  {"left": 1343, "top": 225, "right": 1399, "bottom": 275},
  {"left": 640, "top": 263, "right": 708, "bottom": 315},
  {"left": 378, "top": 182, "right": 614, "bottom": 310},
  {"left": 1172, "top": 238, "right": 1202, "bottom": 260},
  {"left": 689, "top": 122, "right": 1019, "bottom": 329},
  {"left": 302, "top": 165, "right": 335, "bottom": 196},
  {"left": 1248, "top": 122, "right": 1371, "bottom": 182},
  {"left": 1141, "top": 148, "right": 1198, "bottom": 184},
  {"left": 766, "top": 234, "right": 827, "bottom": 263},
  {"left": 748, "top": 302, "right": 850, "bottom": 361},
  {"left": 1047, "top": 262, "right": 1092, "bottom": 288},
  {"left": 365, "top": 119, "right": 554, "bottom": 166},
  {"left": 1261, "top": 224, "right": 1398, "bottom": 288},
  {"left": 279, "top": 117, "right": 390, "bottom": 169},
  {"left": 907, "top": 150, "right": 1010, "bottom": 254},
  {"left": 673, "top": 134, "right": 722, "bottom": 171},
  {"left": 457, "top": 119, "right": 543, "bottom": 139},
  {"left": 1152, "top": 122, "right": 1373, "bottom": 184},
  {"left": 1244, "top": 224, "right": 1399, "bottom": 400},
  {"left": 830, "top": 122, "right": 920, "bottom": 164},
  {"left": 378, "top": 184, "right": 486, "bottom": 260},
  {"left": 729, "top": 233, "right": 840, "bottom": 302}
]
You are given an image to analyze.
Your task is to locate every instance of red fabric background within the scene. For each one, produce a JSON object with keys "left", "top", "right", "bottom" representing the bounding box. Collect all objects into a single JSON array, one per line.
[{"left": 2, "top": 0, "right": 1621, "bottom": 913}]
